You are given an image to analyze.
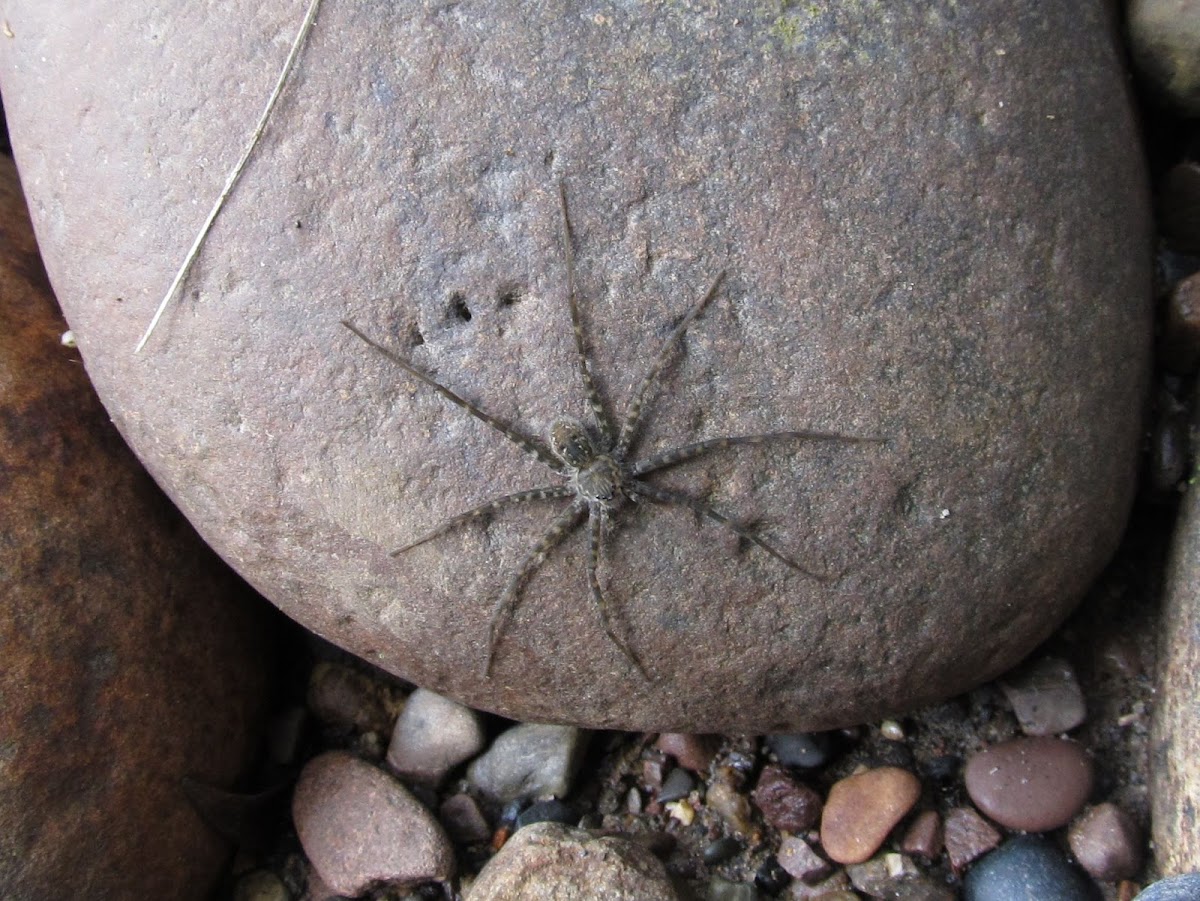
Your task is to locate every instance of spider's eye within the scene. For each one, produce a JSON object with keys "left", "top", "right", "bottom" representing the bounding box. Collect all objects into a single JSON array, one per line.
[{"left": 549, "top": 417, "right": 595, "bottom": 467}]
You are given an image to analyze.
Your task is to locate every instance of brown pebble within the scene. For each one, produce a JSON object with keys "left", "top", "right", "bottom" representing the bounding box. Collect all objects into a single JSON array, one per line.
[
  {"left": 899, "top": 809, "right": 943, "bottom": 860},
  {"left": 654, "top": 733, "right": 718, "bottom": 773},
  {"left": 752, "top": 764, "right": 823, "bottom": 833},
  {"left": 1162, "top": 272, "right": 1200, "bottom": 372},
  {"left": 1067, "top": 802, "right": 1143, "bottom": 882},
  {"left": 998, "top": 655, "right": 1087, "bottom": 736},
  {"left": 306, "top": 662, "right": 393, "bottom": 735},
  {"left": 439, "top": 793, "right": 491, "bottom": 844},
  {"left": 819, "top": 767, "right": 922, "bottom": 864},
  {"left": 777, "top": 834, "right": 832, "bottom": 883},
  {"left": 943, "top": 806, "right": 1001, "bottom": 872},
  {"left": 1116, "top": 880, "right": 1139, "bottom": 901},
  {"left": 706, "top": 766, "right": 755, "bottom": 837},
  {"left": 964, "top": 736, "right": 1093, "bottom": 831}
]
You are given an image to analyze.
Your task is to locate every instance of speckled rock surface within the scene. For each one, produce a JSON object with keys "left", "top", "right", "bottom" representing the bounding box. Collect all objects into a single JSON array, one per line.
[
  {"left": 0, "top": 155, "right": 272, "bottom": 899},
  {"left": 1152, "top": 475, "right": 1200, "bottom": 875},
  {"left": 466, "top": 822, "right": 679, "bottom": 901},
  {"left": 0, "top": 1, "right": 1150, "bottom": 731}
]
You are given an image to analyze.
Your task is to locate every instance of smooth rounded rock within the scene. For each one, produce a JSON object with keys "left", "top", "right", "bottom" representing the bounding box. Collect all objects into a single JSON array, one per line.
[
  {"left": 0, "top": 1, "right": 1151, "bottom": 732},
  {"left": 0, "top": 155, "right": 273, "bottom": 900},
  {"left": 467, "top": 723, "right": 589, "bottom": 803},
  {"left": 1134, "top": 873, "right": 1200, "bottom": 900},
  {"left": 292, "top": 751, "right": 455, "bottom": 896},
  {"left": 819, "top": 767, "right": 921, "bottom": 865},
  {"left": 387, "top": 688, "right": 486, "bottom": 785},
  {"left": 1067, "top": 802, "right": 1143, "bottom": 882},
  {"left": 964, "top": 835, "right": 1099, "bottom": 901},
  {"left": 998, "top": 656, "right": 1087, "bottom": 736},
  {"left": 466, "top": 821, "right": 679, "bottom": 901},
  {"left": 1153, "top": 469, "right": 1200, "bottom": 875},
  {"left": 964, "top": 737, "right": 1094, "bottom": 832}
]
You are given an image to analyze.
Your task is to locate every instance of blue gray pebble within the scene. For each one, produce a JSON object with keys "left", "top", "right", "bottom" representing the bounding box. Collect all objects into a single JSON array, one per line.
[
  {"left": 658, "top": 767, "right": 696, "bottom": 803},
  {"left": 964, "top": 835, "right": 1099, "bottom": 901},
  {"left": 764, "top": 732, "right": 833, "bottom": 769},
  {"left": 1134, "top": 873, "right": 1200, "bottom": 900},
  {"left": 515, "top": 798, "right": 576, "bottom": 830}
]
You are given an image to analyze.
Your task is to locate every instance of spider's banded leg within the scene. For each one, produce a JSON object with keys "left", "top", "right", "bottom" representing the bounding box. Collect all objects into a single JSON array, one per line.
[
  {"left": 391, "top": 485, "right": 574, "bottom": 555},
  {"left": 628, "top": 481, "right": 830, "bottom": 582},
  {"left": 558, "top": 183, "right": 616, "bottom": 445},
  {"left": 632, "top": 431, "right": 885, "bottom": 477},
  {"left": 483, "top": 501, "right": 588, "bottom": 677},
  {"left": 616, "top": 271, "right": 726, "bottom": 457},
  {"left": 587, "top": 505, "right": 650, "bottom": 679},
  {"left": 341, "top": 321, "right": 564, "bottom": 472}
]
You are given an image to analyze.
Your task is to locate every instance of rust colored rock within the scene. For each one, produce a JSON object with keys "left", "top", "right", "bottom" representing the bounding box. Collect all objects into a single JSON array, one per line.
[
  {"left": 819, "top": 767, "right": 921, "bottom": 865},
  {"left": 655, "top": 734, "right": 719, "bottom": 774},
  {"left": 964, "top": 737, "right": 1094, "bottom": 832},
  {"left": 466, "top": 821, "right": 679, "bottom": 901},
  {"left": 0, "top": 1, "right": 1150, "bottom": 732},
  {"left": 899, "top": 810, "right": 943, "bottom": 860},
  {"left": 942, "top": 806, "right": 1001, "bottom": 873},
  {"left": 0, "top": 155, "right": 272, "bottom": 899},
  {"left": 752, "top": 764, "right": 823, "bottom": 833},
  {"left": 1154, "top": 452, "right": 1200, "bottom": 875},
  {"left": 292, "top": 751, "right": 455, "bottom": 896}
]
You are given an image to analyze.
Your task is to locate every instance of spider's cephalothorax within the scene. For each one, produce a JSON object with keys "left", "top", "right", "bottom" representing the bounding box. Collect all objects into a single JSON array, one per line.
[{"left": 343, "top": 183, "right": 880, "bottom": 679}]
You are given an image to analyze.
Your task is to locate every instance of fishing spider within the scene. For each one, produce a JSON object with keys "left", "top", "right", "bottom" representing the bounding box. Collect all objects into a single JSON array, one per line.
[{"left": 343, "top": 184, "right": 875, "bottom": 679}]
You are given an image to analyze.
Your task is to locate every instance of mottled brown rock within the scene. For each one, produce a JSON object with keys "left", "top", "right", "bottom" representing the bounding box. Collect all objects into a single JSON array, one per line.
[
  {"left": 1067, "top": 802, "right": 1143, "bottom": 882},
  {"left": 0, "top": 155, "right": 272, "bottom": 899},
  {"left": 998, "top": 656, "right": 1087, "bottom": 736},
  {"left": 1153, "top": 471, "right": 1200, "bottom": 875},
  {"left": 820, "top": 767, "right": 921, "bottom": 865},
  {"left": 466, "top": 821, "right": 678, "bottom": 901},
  {"left": 306, "top": 661, "right": 394, "bottom": 734},
  {"left": 777, "top": 835, "right": 832, "bottom": 883},
  {"left": 964, "top": 737, "right": 1094, "bottom": 832},
  {"left": 0, "top": 1, "right": 1150, "bottom": 732},
  {"left": 752, "top": 764, "right": 823, "bottom": 833},
  {"left": 942, "top": 806, "right": 1001, "bottom": 873},
  {"left": 655, "top": 734, "right": 719, "bottom": 774},
  {"left": 292, "top": 751, "right": 455, "bottom": 896}
]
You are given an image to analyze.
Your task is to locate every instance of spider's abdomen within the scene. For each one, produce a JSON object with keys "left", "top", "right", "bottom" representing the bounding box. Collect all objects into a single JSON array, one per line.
[
  {"left": 575, "top": 454, "right": 623, "bottom": 505},
  {"left": 549, "top": 416, "right": 596, "bottom": 468}
]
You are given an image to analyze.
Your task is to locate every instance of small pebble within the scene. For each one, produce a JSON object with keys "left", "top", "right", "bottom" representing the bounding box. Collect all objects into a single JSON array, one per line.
[
  {"left": 467, "top": 822, "right": 679, "bottom": 901},
  {"left": 1068, "top": 802, "right": 1143, "bottom": 882},
  {"left": 846, "top": 852, "right": 955, "bottom": 901},
  {"left": 666, "top": 798, "right": 696, "bottom": 826},
  {"left": 964, "top": 834, "right": 1099, "bottom": 901},
  {"left": 880, "top": 719, "right": 906, "bottom": 741},
  {"left": 439, "top": 793, "right": 491, "bottom": 844},
  {"left": 1162, "top": 271, "right": 1200, "bottom": 372},
  {"left": 292, "top": 751, "right": 454, "bottom": 897},
  {"left": 659, "top": 767, "right": 696, "bottom": 803},
  {"left": 515, "top": 798, "right": 576, "bottom": 830},
  {"left": 754, "top": 856, "right": 792, "bottom": 894},
  {"left": 766, "top": 732, "right": 834, "bottom": 769},
  {"left": 232, "top": 869, "right": 289, "bottom": 901},
  {"left": 998, "top": 656, "right": 1087, "bottom": 736},
  {"left": 900, "top": 810, "right": 944, "bottom": 860},
  {"left": 820, "top": 766, "right": 922, "bottom": 865},
  {"left": 656, "top": 733, "right": 719, "bottom": 773},
  {"left": 706, "top": 767, "right": 756, "bottom": 837},
  {"left": 703, "top": 836, "right": 743, "bottom": 866},
  {"left": 777, "top": 834, "right": 832, "bottom": 883},
  {"left": 963, "top": 736, "right": 1093, "bottom": 831},
  {"left": 708, "top": 877, "right": 758, "bottom": 901},
  {"left": 305, "top": 662, "right": 393, "bottom": 735},
  {"left": 386, "top": 688, "right": 485, "bottom": 786},
  {"left": 1128, "top": 2, "right": 1200, "bottom": 116},
  {"left": 785, "top": 870, "right": 854, "bottom": 899},
  {"left": 642, "top": 753, "right": 667, "bottom": 792},
  {"left": 752, "top": 764, "right": 823, "bottom": 832},
  {"left": 943, "top": 806, "right": 1002, "bottom": 873},
  {"left": 467, "top": 723, "right": 589, "bottom": 803},
  {"left": 1134, "top": 873, "right": 1200, "bottom": 900},
  {"left": 626, "top": 786, "right": 643, "bottom": 814}
]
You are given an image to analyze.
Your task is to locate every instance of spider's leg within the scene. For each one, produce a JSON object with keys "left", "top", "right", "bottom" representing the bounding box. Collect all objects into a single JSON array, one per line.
[
  {"left": 391, "top": 485, "right": 574, "bottom": 555},
  {"left": 342, "top": 320, "right": 564, "bottom": 472},
  {"left": 559, "top": 183, "right": 616, "bottom": 445},
  {"left": 483, "top": 500, "right": 588, "bottom": 677},
  {"left": 587, "top": 504, "right": 651, "bottom": 679},
  {"left": 627, "top": 480, "right": 830, "bottom": 582},
  {"left": 632, "top": 431, "right": 885, "bottom": 477},
  {"left": 615, "top": 271, "right": 726, "bottom": 456}
]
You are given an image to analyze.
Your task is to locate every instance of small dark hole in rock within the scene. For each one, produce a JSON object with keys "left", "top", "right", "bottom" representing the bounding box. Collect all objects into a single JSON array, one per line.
[
  {"left": 496, "top": 284, "right": 522, "bottom": 308},
  {"left": 449, "top": 292, "right": 472, "bottom": 322},
  {"left": 408, "top": 323, "right": 425, "bottom": 348}
]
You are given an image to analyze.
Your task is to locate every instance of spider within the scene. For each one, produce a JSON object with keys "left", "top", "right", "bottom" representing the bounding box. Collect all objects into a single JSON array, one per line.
[{"left": 342, "top": 184, "right": 877, "bottom": 679}]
